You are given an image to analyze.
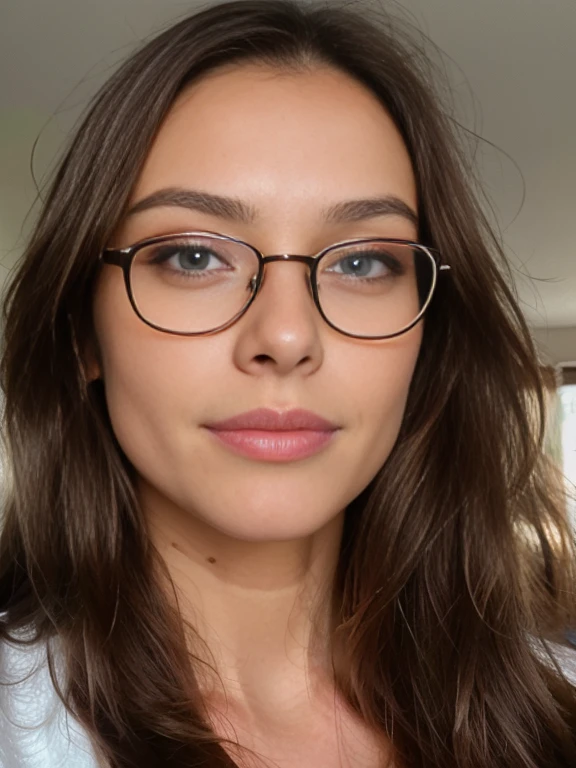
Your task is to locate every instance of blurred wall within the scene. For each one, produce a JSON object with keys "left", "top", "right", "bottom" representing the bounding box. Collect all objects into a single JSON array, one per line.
[{"left": 532, "top": 326, "right": 576, "bottom": 367}]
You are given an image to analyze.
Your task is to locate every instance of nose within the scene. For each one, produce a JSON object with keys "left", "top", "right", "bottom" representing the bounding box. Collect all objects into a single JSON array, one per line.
[{"left": 231, "top": 259, "right": 324, "bottom": 378}]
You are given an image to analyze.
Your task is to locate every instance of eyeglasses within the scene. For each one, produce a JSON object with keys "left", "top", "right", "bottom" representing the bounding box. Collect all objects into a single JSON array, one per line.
[{"left": 100, "top": 231, "right": 450, "bottom": 339}]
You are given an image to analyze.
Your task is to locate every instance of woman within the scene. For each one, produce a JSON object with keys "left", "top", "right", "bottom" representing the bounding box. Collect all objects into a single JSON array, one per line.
[{"left": 0, "top": 1, "right": 575, "bottom": 766}]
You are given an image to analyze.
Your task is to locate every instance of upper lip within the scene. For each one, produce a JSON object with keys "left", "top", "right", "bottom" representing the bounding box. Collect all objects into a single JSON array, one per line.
[{"left": 205, "top": 408, "right": 339, "bottom": 431}]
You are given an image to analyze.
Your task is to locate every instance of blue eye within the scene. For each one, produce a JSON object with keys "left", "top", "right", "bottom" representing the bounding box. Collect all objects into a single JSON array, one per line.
[{"left": 149, "top": 245, "right": 227, "bottom": 272}]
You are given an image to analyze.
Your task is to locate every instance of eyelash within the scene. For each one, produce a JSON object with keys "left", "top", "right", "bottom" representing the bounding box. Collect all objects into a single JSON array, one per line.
[{"left": 146, "top": 244, "right": 404, "bottom": 287}]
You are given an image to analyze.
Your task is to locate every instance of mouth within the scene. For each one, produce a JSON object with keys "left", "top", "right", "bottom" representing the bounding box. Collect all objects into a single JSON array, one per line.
[{"left": 203, "top": 408, "right": 340, "bottom": 462}]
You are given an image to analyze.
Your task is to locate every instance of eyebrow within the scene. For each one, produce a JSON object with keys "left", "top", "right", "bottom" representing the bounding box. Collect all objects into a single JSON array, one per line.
[{"left": 126, "top": 186, "right": 418, "bottom": 227}]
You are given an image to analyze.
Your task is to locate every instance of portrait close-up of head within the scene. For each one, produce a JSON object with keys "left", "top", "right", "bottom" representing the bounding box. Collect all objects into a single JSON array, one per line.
[{"left": 0, "top": 1, "right": 575, "bottom": 767}]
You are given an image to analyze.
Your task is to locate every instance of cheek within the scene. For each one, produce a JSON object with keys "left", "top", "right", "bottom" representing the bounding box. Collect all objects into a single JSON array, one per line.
[
  {"left": 91, "top": 270, "right": 193, "bottom": 459},
  {"left": 343, "top": 327, "right": 421, "bottom": 464}
]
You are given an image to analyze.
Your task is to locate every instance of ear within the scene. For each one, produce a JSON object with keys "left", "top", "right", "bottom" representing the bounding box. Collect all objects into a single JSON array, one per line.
[
  {"left": 68, "top": 312, "right": 102, "bottom": 383},
  {"left": 83, "top": 337, "right": 102, "bottom": 382}
]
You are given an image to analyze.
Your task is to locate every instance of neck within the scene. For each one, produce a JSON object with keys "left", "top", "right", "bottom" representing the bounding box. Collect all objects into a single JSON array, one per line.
[{"left": 141, "top": 479, "right": 345, "bottom": 712}]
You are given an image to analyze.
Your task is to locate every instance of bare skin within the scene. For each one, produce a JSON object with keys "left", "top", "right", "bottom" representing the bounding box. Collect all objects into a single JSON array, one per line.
[{"left": 90, "top": 63, "right": 418, "bottom": 767}]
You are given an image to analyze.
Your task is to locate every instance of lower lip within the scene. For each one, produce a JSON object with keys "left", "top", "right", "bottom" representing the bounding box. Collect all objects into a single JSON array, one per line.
[{"left": 205, "top": 428, "right": 337, "bottom": 461}]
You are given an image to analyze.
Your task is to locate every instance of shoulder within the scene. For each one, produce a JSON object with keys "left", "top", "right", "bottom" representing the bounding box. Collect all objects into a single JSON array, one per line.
[
  {"left": 548, "top": 640, "right": 576, "bottom": 686},
  {"left": 530, "top": 634, "right": 576, "bottom": 686},
  {"left": 0, "top": 625, "right": 98, "bottom": 768}
]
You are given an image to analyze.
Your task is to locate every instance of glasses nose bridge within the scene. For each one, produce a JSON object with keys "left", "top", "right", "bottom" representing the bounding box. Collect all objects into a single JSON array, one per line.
[
  {"left": 261, "top": 253, "right": 317, "bottom": 269},
  {"left": 257, "top": 253, "right": 317, "bottom": 291}
]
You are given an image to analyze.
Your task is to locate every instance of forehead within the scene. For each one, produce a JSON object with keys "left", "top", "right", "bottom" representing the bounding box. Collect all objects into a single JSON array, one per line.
[{"left": 129, "top": 64, "right": 417, "bottom": 230}]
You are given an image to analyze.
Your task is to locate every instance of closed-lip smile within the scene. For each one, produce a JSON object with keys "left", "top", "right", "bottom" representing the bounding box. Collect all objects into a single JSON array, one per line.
[
  {"left": 205, "top": 408, "right": 338, "bottom": 432},
  {"left": 203, "top": 408, "right": 340, "bottom": 461}
]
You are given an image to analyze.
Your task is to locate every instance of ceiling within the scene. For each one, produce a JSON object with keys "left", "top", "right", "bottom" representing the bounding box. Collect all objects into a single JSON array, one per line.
[{"left": 0, "top": 0, "right": 574, "bottom": 328}]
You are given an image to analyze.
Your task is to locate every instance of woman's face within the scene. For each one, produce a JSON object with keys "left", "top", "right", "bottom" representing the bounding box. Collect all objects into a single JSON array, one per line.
[{"left": 91, "top": 64, "right": 422, "bottom": 542}]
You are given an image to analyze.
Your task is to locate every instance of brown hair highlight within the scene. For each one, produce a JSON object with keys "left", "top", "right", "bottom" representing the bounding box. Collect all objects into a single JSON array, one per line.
[{"left": 1, "top": 2, "right": 575, "bottom": 766}]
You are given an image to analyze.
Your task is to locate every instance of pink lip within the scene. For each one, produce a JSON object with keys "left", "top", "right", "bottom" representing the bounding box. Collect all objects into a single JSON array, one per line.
[
  {"left": 204, "top": 408, "right": 340, "bottom": 461},
  {"left": 205, "top": 408, "right": 337, "bottom": 431}
]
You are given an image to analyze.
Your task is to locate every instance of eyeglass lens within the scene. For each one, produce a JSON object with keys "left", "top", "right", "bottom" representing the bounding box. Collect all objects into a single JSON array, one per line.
[{"left": 128, "top": 235, "right": 435, "bottom": 337}]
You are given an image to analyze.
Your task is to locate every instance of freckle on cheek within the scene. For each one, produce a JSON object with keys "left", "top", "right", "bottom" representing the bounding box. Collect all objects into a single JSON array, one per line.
[{"left": 207, "top": 557, "right": 217, "bottom": 564}]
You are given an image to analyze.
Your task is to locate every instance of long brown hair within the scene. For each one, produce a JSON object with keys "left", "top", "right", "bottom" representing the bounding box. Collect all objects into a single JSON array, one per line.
[{"left": 1, "top": 1, "right": 575, "bottom": 766}]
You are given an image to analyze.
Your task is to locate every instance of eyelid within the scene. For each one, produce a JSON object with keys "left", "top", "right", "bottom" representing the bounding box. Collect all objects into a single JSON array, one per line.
[{"left": 124, "top": 230, "right": 420, "bottom": 257}]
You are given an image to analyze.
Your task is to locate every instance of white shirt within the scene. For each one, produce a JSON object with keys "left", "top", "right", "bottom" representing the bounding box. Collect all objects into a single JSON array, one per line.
[
  {"left": 1, "top": 628, "right": 576, "bottom": 767},
  {"left": 0, "top": 630, "right": 98, "bottom": 768}
]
